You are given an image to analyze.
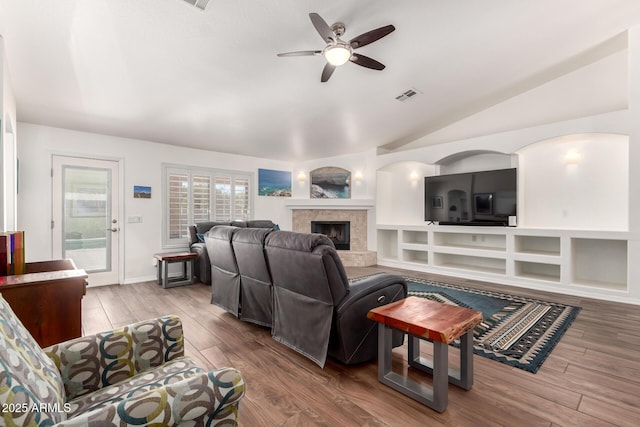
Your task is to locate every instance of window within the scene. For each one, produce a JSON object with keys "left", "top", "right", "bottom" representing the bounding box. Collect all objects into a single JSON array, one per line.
[{"left": 163, "top": 165, "right": 253, "bottom": 247}]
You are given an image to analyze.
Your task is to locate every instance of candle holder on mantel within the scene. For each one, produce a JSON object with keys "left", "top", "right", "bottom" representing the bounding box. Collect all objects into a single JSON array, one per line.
[{"left": 0, "top": 231, "right": 25, "bottom": 276}]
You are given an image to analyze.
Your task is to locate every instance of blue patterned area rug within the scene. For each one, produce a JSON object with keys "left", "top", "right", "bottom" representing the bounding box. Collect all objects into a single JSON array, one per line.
[{"left": 405, "top": 277, "right": 581, "bottom": 373}]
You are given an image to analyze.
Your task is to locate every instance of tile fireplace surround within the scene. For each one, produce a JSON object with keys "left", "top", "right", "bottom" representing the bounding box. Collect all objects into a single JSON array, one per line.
[{"left": 291, "top": 208, "right": 377, "bottom": 267}]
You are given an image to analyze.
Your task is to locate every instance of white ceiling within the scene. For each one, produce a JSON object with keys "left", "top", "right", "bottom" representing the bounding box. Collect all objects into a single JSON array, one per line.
[{"left": 1, "top": 0, "right": 640, "bottom": 161}]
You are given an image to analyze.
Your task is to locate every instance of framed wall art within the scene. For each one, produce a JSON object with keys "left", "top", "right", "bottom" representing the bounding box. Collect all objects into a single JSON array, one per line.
[
  {"left": 310, "top": 167, "right": 351, "bottom": 199},
  {"left": 258, "top": 169, "right": 292, "bottom": 197}
]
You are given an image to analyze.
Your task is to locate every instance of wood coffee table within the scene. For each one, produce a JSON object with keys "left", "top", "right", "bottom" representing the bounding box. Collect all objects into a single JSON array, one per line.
[
  {"left": 153, "top": 252, "right": 198, "bottom": 288},
  {"left": 368, "top": 296, "right": 483, "bottom": 412}
]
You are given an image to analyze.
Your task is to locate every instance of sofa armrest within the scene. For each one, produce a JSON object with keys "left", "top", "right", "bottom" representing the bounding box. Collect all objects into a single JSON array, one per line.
[
  {"left": 188, "top": 225, "right": 198, "bottom": 246},
  {"left": 330, "top": 273, "right": 407, "bottom": 364},
  {"left": 55, "top": 367, "right": 245, "bottom": 426},
  {"left": 339, "top": 273, "right": 407, "bottom": 314},
  {"left": 45, "top": 315, "right": 185, "bottom": 400}
]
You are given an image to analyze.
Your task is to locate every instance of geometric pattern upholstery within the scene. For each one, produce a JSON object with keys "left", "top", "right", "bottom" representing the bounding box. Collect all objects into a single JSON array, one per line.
[
  {"left": 1, "top": 294, "right": 67, "bottom": 426},
  {"left": 45, "top": 315, "right": 186, "bottom": 400},
  {"left": 58, "top": 362, "right": 245, "bottom": 425},
  {"left": 0, "top": 294, "right": 245, "bottom": 426}
]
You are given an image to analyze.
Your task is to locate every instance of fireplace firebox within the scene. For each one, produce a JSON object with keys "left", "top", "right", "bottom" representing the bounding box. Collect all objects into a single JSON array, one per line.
[{"left": 311, "top": 221, "right": 350, "bottom": 250}]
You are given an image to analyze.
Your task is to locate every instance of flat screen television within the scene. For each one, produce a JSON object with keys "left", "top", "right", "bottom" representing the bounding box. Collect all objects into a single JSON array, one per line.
[{"left": 424, "top": 168, "right": 517, "bottom": 226}]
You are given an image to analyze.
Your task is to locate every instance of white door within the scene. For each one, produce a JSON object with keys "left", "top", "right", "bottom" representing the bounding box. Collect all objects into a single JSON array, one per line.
[{"left": 52, "top": 155, "right": 120, "bottom": 286}]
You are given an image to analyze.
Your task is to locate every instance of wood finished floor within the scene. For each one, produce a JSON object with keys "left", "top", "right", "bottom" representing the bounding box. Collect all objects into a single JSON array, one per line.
[{"left": 82, "top": 266, "right": 640, "bottom": 426}]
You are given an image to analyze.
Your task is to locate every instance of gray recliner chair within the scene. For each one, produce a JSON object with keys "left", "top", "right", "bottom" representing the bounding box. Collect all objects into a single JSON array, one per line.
[
  {"left": 265, "top": 231, "right": 407, "bottom": 367},
  {"left": 190, "top": 220, "right": 276, "bottom": 284},
  {"left": 189, "top": 221, "right": 234, "bottom": 284},
  {"left": 205, "top": 226, "right": 241, "bottom": 316},
  {"left": 232, "top": 227, "right": 273, "bottom": 327}
]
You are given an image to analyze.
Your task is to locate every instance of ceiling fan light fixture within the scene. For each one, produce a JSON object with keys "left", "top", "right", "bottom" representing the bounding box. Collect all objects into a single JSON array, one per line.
[{"left": 324, "top": 43, "right": 352, "bottom": 66}]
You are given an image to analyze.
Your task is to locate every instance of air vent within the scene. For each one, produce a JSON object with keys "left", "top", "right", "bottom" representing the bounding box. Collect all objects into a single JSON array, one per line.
[
  {"left": 181, "top": 0, "right": 211, "bottom": 11},
  {"left": 395, "top": 88, "right": 421, "bottom": 102}
]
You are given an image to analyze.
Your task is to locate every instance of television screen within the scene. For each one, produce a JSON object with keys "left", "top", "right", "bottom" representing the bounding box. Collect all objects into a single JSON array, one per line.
[
  {"left": 425, "top": 168, "right": 516, "bottom": 225},
  {"left": 474, "top": 193, "right": 493, "bottom": 215}
]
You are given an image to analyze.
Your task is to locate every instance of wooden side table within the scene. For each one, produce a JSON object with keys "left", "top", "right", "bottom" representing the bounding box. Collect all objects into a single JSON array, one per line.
[
  {"left": 0, "top": 259, "right": 88, "bottom": 347},
  {"left": 368, "top": 296, "right": 483, "bottom": 413},
  {"left": 153, "top": 252, "right": 198, "bottom": 288}
]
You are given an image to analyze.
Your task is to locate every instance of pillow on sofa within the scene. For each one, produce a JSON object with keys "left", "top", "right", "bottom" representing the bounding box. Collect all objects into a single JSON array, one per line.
[{"left": 197, "top": 233, "right": 205, "bottom": 242}]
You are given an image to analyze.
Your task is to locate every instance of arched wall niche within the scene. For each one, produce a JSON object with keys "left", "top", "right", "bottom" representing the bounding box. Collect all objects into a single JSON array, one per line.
[
  {"left": 376, "top": 160, "right": 435, "bottom": 225},
  {"left": 434, "top": 150, "right": 518, "bottom": 175},
  {"left": 516, "top": 132, "right": 628, "bottom": 229}
]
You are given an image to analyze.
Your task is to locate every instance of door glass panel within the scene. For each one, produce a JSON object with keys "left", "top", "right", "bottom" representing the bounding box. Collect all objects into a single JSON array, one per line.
[{"left": 63, "top": 166, "right": 111, "bottom": 272}]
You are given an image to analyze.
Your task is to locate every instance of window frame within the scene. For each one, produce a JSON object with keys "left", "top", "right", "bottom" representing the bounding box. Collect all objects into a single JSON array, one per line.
[{"left": 162, "top": 164, "right": 254, "bottom": 248}]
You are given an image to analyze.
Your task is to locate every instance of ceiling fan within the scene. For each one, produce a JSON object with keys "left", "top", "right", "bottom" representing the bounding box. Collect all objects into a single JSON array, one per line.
[{"left": 277, "top": 13, "right": 395, "bottom": 82}]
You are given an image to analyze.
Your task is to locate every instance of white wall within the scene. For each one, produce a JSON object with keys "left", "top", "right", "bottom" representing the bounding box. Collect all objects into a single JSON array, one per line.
[
  {"left": 1, "top": 35, "right": 18, "bottom": 232},
  {"left": 16, "top": 123, "right": 293, "bottom": 283}
]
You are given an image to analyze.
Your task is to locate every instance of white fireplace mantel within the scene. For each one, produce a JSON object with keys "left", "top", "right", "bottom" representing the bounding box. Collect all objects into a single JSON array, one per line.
[{"left": 285, "top": 199, "right": 375, "bottom": 210}]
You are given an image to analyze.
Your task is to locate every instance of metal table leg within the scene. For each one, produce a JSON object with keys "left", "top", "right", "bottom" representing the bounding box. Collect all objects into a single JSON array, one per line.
[
  {"left": 408, "top": 330, "right": 475, "bottom": 390},
  {"left": 377, "top": 324, "right": 449, "bottom": 413}
]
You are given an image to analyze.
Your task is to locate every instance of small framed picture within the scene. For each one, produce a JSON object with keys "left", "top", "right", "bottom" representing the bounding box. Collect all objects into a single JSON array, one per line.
[
  {"left": 431, "top": 196, "right": 443, "bottom": 209},
  {"left": 134, "top": 185, "right": 151, "bottom": 199}
]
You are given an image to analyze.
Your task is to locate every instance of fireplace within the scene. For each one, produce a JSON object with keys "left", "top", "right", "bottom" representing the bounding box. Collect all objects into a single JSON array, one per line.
[
  {"left": 290, "top": 207, "right": 376, "bottom": 266},
  {"left": 311, "top": 221, "right": 350, "bottom": 250}
]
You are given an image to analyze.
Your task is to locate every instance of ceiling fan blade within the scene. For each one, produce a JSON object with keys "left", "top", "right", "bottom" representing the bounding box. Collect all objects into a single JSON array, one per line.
[
  {"left": 277, "top": 50, "right": 322, "bottom": 57},
  {"left": 350, "top": 54, "right": 385, "bottom": 70},
  {"left": 309, "top": 12, "right": 335, "bottom": 43},
  {"left": 321, "top": 63, "right": 336, "bottom": 82},
  {"left": 349, "top": 25, "right": 395, "bottom": 49}
]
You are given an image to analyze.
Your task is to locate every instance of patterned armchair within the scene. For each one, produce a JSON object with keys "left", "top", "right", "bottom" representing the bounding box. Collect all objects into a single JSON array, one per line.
[{"left": 0, "top": 294, "right": 245, "bottom": 426}]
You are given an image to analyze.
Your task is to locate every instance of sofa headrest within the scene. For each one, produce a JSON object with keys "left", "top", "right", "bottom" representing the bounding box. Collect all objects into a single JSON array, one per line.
[
  {"left": 232, "top": 227, "right": 272, "bottom": 244},
  {"left": 205, "top": 225, "right": 239, "bottom": 240},
  {"left": 195, "top": 221, "right": 232, "bottom": 234},
  {"left": 265, "top": 230, "right": 334, "bottom": 252},
  {"left": 245, "top": 220, "right": 276, "bottom": 229}
]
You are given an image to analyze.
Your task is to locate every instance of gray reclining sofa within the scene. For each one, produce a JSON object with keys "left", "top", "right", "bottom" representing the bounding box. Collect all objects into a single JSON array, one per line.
[{"left": 205, "top": 227, "right": 407, "bottom": 367}]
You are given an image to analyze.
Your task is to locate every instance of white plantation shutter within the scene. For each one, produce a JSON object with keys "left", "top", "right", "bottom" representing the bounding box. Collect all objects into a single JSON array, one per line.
[
  {"left": 192, "top": 174, "right": 211, "bottom": 223},
  {"left": 214, "top": 177, "right": 231, "bottom": 221},
  {"left": 234, "top": 178, "right": 250, "bottom": 219},
  {"left": 163, "top": 166, "right": 252, "bottom": 247},
  {"left": 168, "top": 172, "right": 189, "bottom": 239}
]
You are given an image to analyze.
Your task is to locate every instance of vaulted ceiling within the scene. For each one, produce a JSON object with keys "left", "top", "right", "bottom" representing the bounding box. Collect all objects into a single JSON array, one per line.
[{"left": 1, "top": 0, "right": 639, "bottom": 161}]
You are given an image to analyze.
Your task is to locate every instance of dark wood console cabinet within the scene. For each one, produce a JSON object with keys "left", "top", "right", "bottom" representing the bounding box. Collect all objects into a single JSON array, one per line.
[{"left": 0, "top": 259, "right": 88, "bottom": 347}]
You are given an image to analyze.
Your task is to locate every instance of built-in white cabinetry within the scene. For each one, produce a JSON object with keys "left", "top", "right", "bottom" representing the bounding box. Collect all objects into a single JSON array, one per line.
[{"left": 377, "top": 225, "right": 630, "bottom": 300}]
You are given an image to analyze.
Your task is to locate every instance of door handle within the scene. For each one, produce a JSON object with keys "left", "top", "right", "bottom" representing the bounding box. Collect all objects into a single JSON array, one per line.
[{"left": 107, "top": 227, "right": 119, "bottom": 232}]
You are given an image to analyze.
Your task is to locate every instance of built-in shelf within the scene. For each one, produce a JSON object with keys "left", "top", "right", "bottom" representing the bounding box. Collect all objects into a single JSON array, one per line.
[
  {"left": 435, "top": 253, "right": 506, "bottom": 275},
  {"left": 433, "top": 231, "right": 506, "bottom": 252},
  {"left": 515, "top": 261, "right": 561, "bottom": 283},
  {"left": 377, "top": 229, "right": 398, "bottom": 261},
  {"left": 515, "top": 235, "right": 560, "bottom": 256},
  {"left": 403, "top": 230, "right": 428, "bottom": 244},
  {"left": 403, "top": 249, "right": 429, "bottom": 265},
  {"left": 572, "top": 238, "right": 627, "bottom": 291},
  {"left": 376, "top": 224, "right": 631, "bottom": 301}
]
